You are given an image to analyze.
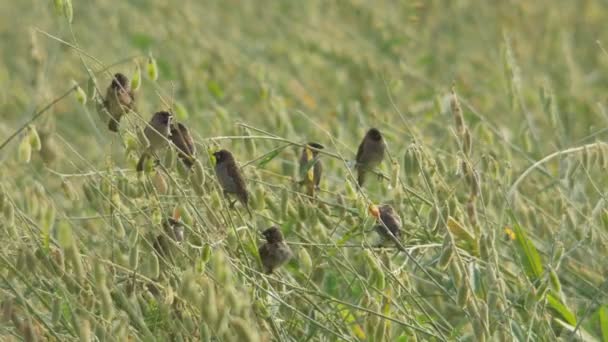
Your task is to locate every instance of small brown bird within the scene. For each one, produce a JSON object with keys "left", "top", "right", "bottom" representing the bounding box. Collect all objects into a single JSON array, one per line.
[
  {"left": 136, "top": 111, "right": 173, "bottom": 172},
  {"left": 355, "top": 128, "right": 386, "bottom": 186},
  {"left": 153, "top": 217, "right": 185, "bottom": 259},
  {"left": 258, "top": 226, "right": 292, "bottom": 274},
  {"left": 213, "top": 149, "right": 251, "bottom": 216},
  {"left": 104, "top": 73, "right": 135, "bottom": 132},
  {"left": 374, "top": 204, "right": 402, "bottom": 244},
  {"left": 299, "top": 142, "right": 324, "bottom": 197},
  {"left": 170, "top": 122, "right": 196, "bottom": 169}
]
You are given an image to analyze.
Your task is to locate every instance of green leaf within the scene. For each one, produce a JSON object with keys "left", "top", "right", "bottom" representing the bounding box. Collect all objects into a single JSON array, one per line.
[
  {"left": 257, "top": 145, "right": 288, "bottom": 168},
  {"left": 546, "top": 291, "right": 576, "bottom": 326},
  {"left": 600, "top": 305, "right": 608, "bottom": 342},
  {"left": 512, "top": 224, "right": 544, "bottom": 284}
]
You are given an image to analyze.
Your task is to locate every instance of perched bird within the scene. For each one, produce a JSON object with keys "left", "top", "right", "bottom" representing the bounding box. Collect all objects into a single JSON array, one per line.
[
  {"left": 104, "top": 73, "right": 135, "bottom": 132},
  {"left": 136, "top": 111, "right": 173, "bottom": 172},
  {"left": 355, "top": 128, "right": 386, "bottom": 186},
  {"left": 213, "top": 149, "right": 251, "bottom": 216},
  {"left": 374, "top": 204, "right": 402, "bottom": 244},
  {"left": 258, "top": 226, "right": 292, "bottom": 274},
  {"left": 299, "top": 142, "right": 324, "bottom": 197},
  {"left": 170, "top": 122, "right": 196, "bottom": 169},
  {"left": 153, "top": 217, "right": 185, "bottom": 259}
]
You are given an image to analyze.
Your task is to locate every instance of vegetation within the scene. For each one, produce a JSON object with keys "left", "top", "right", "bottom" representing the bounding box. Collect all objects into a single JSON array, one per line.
[{"left": 1, "top": 0, "right": 608, "bottom": 340}]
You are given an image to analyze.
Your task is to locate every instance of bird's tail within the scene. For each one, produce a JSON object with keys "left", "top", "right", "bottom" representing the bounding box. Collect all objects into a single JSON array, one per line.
[
  {"left": 357, "top": 169, "right": 366, "bottom": 186},
  {"left": 305, "top": 182, "right": 315, "bottom": 198}
]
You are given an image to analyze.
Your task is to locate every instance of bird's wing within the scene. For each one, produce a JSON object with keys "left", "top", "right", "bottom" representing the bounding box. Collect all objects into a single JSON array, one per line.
[{"left": 228, "top": 161, "right": 247, "bottom": 189}]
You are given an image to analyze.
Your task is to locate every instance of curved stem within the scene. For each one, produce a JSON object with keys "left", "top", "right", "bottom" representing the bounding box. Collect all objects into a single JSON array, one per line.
[{"left": 508, "top": 141, "right": 607, "bottom": 198}]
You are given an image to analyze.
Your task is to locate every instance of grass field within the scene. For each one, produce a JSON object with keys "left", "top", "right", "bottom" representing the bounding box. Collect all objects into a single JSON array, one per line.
[{"left": 1, "top": 0, "right": 608, "bottom": 340}]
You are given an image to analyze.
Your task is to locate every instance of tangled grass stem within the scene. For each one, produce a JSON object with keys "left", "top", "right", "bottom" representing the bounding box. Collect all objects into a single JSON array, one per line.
[{"left": 508, "top": 141, "right": 608, "bottom": 199}]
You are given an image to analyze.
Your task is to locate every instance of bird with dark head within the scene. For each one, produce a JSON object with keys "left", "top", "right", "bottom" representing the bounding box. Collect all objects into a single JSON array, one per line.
[
  {"left": 299, "top": 142, "right": 324, "bottom": 197},
  {"left": 355, "top": 128, "right": 385, "bottom": 186},
  {"left": 136, "top": 111, "right": 173, "bottom": 172},
  {"left": 374, "top": 204, "right": 402, "bottom": 245},
  {"left": 213, "top": 149, "right": 251, "bottom": 217},
  {"left": 170, "top": 122, "right": 196, "bottom": 169},
  {"left": 258, "top": 226, "right": 292, "bottom": 274},
  {"left": 105, "top": 73, "right": 135, "bottom": 132}
]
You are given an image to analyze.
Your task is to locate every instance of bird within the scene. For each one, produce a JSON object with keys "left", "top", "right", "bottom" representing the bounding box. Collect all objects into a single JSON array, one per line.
[
  {"left": 136, "top": 111, "right": 173, "bottom": 172},
  {"left": 299, "top": 142, "right": 324, "bottom": 197},
  {"left": 374, "top": 204, "right": 402, "bottom": 245},
  {"left": 170, "top": 122, "right": 196, "bottom": 169},
  {"left": 104, "top": 73, "right": 135, "bottom": 132},
  {"left": 355, "top": 128, "right": 386, "bottom": 186},
  {"left": 213, "top": 149, "right": 252, "bottom": 217},
  {"left": 258, "top": 226, "right": 292, "bottom": 274},
  {"left": 153, "top": 217, "right": 185, "bottom": 260}
]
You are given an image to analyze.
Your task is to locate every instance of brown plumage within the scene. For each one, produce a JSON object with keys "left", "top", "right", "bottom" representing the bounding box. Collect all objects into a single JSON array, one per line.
[
  {"left": 136, "top": 111, "right": 173, "bottom": 172},
  {"left": 299, "top": 142, "right": 324, "bottom": 197},
  {"left": 355, "top": 128, "right": 386, "bottom": 186},
  {"left": 258, "top": 226, "right": 292, "bottom": 274},
  {"left": 104, "top": 73, "right": 135, "bottom": 132},
  {"left": 213, "top": 149, "right": 251, "bottom": 216},
  {"left": 170, "top": 123, "right": 196, "bottom": 169},
  {"left": 374, "top": 204, "right": 402, "bottom": 244},
  {"left": 153, "top": 218, "right": 184, "bottom": 259}
]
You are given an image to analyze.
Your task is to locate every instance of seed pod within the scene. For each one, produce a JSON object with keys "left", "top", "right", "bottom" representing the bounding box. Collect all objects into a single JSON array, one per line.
[
  {"left": 437, "top": 243, "right": 454, "bottom": 270},
  {"left": 192, "top": 160, "right": 205, "bottom": 185},
  {"left": 152, "top": 172, "right": 168, "bottom": 194},
  {"left": 151, "top": 208, "right": 162, "bottom": 225},
  {"left": 53, "top": 0, "right": 63, "bottom": 15},
  {"left": 163, "top": 147, "right": 176, "bottom": 170},
  {"left": 147, "top": 55, "right": 158, "bottom": 81},
  {"left": 61, "top": 179, "right": 79, "bottom": 201},
  {"left": 549, "top": 267, "right": 561, "bottom": 293},
  {"left": 73, "top": 81, "right": 87, "bottom": 105},
  {"left": 463, "top": 128, "right": 472, "bottom": 156},
  {"left": 201, "top": 280, "right": 218, "bottom": 327},
  {"left": 298, "top": 247, "right": 312, "bottom": 275},
  {"left": 451, "top": 88, "right": 465, "bottom": 134},
  {"left": 28, "top": 126, "right": 42, "bottom": 151},
  {"left": 131, "top": 62, "right": 141, "bottom": 91},
  {"left": 129, "top": 244, "right": 139, "bottom": 270},
  {"left": 449, "top": 262, "right": 463, "bottom": 286},
  {"left": 99, "top": 285, "right": 114, "bottom": 321},
  {"left": 78, "top": 315, "right": 91, "bottom": 342},
  {"left": 51, "top": 297, "right": 61, "bottom": 324},
  {"left": 111, "top": 215, "right": 126, "bottom": 239},
  {"left": 149, "top": 253, "right": 160, "bottom": 279},
  {"left": 68, "top": 245, "right": 85, "bottom": 283},
  {"left": 457, "top": 283, "right": 470, "bottom": 308},
  {"left": 18, "top": 135, "right": 32, "bottom": 163},
  {"left": 63, "top": 0, "right": 73, "bottom": 23}
]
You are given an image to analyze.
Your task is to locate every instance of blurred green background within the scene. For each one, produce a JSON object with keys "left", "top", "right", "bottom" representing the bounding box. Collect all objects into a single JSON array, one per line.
[{"left": 1, "top": 0, "right": 608, "bottom": 340}]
